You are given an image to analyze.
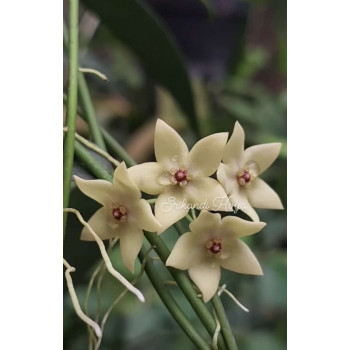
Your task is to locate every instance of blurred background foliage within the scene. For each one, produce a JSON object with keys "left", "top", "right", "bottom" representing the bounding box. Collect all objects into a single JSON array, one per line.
[{"left": 63, "top": 0, "right": 286, "bottom": 349}]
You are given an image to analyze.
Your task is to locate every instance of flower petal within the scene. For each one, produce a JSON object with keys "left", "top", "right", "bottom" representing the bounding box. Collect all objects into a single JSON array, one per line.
[
  {"left": 81, "top": 207, "right": 117, "bottom": 241},
  {"left": 119, "top": 226, "right": 144, "bottom": 274},
  {"left": 189, "top": 262, "right": 221, "bottom": 303},
  {"left": 228, "top": 181, "right": 260, "bottom": 222},
  {"left": 221, "top": 216, "right": 266, "bottom": 239},
  {"left": 74, "top": 176, "right": 113, "bottom": 206},
  {"left": 154, "top": 119, "right": 189, "bottom": 168},
  {"left": 113, "top": 162, "right": 141, "bottom": 202},
  {"left": 128, "top": 162, "right": 165, "bottom": 195},
  {"left": 166, "top": 232, "right": 203, "bottom": 270},
  {"left": 222, "top": 121, "right": 245, "bottom": 165},
  {"left": 247, "top": 178, "right": 284, "bottom": 209},
  {"left": 129, "top": 199, "right": 162, "bottom": 232},
  {"left": 188, "top": 133, "right": 228, "bottom": 177},
  {"left": 221, "top": 239, "right": 263, "bottom": 275},
  {"left": 189, "top": 210, "right": 221, "bottom": 243},
  {"left": 186, "top": 177, "right": 233, "bottom": 212},
  {"left": 244, "top": 143, "right": 282, "bottom": 175},
  {"left": 155, "top": 188, "right": 189, "bottom": 233},
  {"left": 217, "top": 162, "right": 237, "bottom": 196}
]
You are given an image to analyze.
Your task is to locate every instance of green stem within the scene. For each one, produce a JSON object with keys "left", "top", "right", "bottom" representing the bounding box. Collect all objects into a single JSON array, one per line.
[
  {"left": 78, "top": 73, "right": 106, "bottom": 150},
  {"left": 174, "top": 221, "right": 186, "bottom": 235},
  {"left": 101, "top": 129, "right": 136, "bottom": 167},
  {"left": 63, "top": 93, "right": 135, "bottom": 167},
  {"left": 63, "top": 0, "right": 79, "bottom": 238},
  {"left": 64, "top": 22, "right": 106, "bottom": 151},
  {"left": 139, "top": 246, "right": 211, "bottom": 350},
  {"left": 74, "top": 140, "right": 113, "bottom": 182},
  {"left": 212, "top": 296, "right": 238, "bottom": 350},
  {"left": 145, "top": 232, "right": 227, "bottom": 350}
]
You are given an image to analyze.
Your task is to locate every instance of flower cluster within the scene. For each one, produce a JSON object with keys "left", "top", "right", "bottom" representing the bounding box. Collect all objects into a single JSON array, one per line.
[{"left": 75, "top": 119, "right": 283, "bottom": 302}]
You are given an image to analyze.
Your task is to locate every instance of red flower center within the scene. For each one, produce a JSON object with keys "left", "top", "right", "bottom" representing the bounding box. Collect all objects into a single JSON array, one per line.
[
  {"left": 174, "top": 169, "right": 188, "bottom": 183},
  {"left": 112, "top": 207, "right": 127, "bottom": 223},
  {"left": 206, "top": 239, "right": 222, "bottom": 255},
  {"left": 238, "top": 170, "right": 251, "bottom": 185},
  {"left": 210, "top": 242, "right": 222, "bottom": 254},
  {"left": 237, "top": 161, "right": 260, "bottom": 186}
]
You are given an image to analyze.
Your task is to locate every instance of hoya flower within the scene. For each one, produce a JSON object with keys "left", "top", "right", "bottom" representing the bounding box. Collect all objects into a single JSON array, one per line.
[
  {"left": 166, "top": 210, "right": 265, "bottom": 302},
  {"left": 217, "top": 121, "right": 284, "bottom": 222},
  {"left": 74, "top": 162, "right": 161, "bottom": 273},
  {"left": 129, "top": 119, "right": 232, "bottom": 233}
]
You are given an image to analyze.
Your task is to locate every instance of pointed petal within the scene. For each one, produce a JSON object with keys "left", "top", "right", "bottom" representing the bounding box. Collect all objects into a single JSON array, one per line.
[
  {"left": 128, "top": 162, "right": 166, "bottom": 195},
  {"left": 189, "top": 210, "right": 221, "bottom": 243},
  {"left": 217, "top": 162, "right": 237, "bottom": 196},
  {"left": 119, "top": 226, "right": 144, "bottom": 274},
  {"left": 113, "top": 162, "right": 141, "bottom": 202},
  {"left": 186, "top": 177, "right": 233, "bottom": 212},
  {"left": 129, "top": 199, "right": 162, "bottom": 232},
  {"left": 189, "top": 262, "right": 221, "bottom": 302},
  {"left": 188, "top": 133, "right": 228, "bottom": 177},
  {"left": 81, "top": 207, "right": 117, "bottom": 241},
  {"left": 244, "top": 143, "right": 282, "bottom": 175},
  {"left": 155, "top": 188, "right": 189, "bottom": 233},
  {"left": 74, "top": 176, "right": 113, "bottom": 206},
  {"left": 228, "top": 181, "right": 260, "bottom": 222},
  {"left": 221, "top": 239, "right": 263, "bottom": 275},
  {"left": 247, "top": 178, "right": 284, "bottom": 209},
  {"left": 154, "top": 119, "right": 189, "bottom": 168},
  {"left": 221, "top": 216, "right": 266, "bottom": 239},
  {"left": 222, "top": 121, "right": 245, "bottom": 165},
  {"left": 166, "top": 232, "right": 203, "bottom": 270}
]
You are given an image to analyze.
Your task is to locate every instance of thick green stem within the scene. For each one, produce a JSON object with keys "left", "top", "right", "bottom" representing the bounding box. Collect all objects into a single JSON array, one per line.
[
  {"left": 145, "top": 232, "right": 227, "bottom": 350},
  {"left": 139, "top": 246, "right": 211, "bottom": 350},
  {"left": 212, "top": 296, "right": 238, "bottom": 350},
  {"left": 63, "top": 0, "right": 79, "bottom": 237}
]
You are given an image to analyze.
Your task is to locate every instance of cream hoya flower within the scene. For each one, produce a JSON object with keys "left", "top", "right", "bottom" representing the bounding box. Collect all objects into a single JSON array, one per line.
[
  {"left": 129, "top": 119, "right": 233, "bottom": 233},
  {"left": 74, "top": 162, "right": 161, "bottom": 273},
  {"left": 217, "top": 121, "right": 284, "bottom": 222},
  {"left": 166, "top": 210, "right": 265, "bottom": 302}
]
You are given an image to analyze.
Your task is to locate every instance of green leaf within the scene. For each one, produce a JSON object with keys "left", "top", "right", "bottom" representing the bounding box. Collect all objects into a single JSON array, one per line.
[{"left": 81, "top": 0, "right": 199, "bottom": 135}]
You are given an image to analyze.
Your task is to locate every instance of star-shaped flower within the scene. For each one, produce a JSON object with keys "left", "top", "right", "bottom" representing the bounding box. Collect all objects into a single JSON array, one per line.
[
  {"left": 129, "top": 119, "right": 232, "bottom": 233},
  {"left": 166, "top": 210, "right": 265, "bottom": 302},
  {"left": 74, "top": 162, "right": 161, "bottom": 273},
  {"left": 217, "top": 121, "right": 284, "bottom": 222}
]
